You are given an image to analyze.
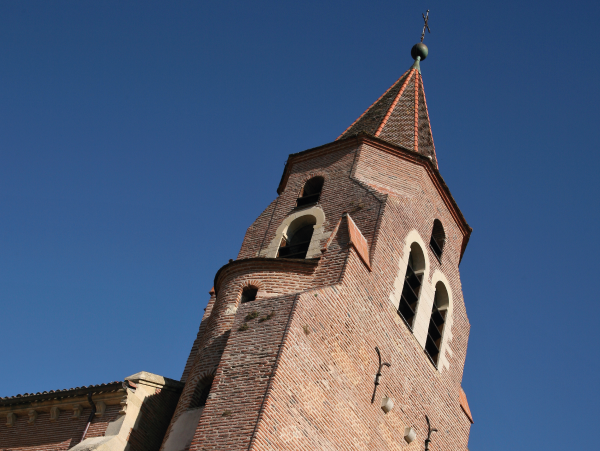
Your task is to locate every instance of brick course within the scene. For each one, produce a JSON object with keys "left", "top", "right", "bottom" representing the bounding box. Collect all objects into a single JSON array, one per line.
[
  {"left": 163, "top": 130, "right": 473, "bottom": 450},
  {"left": 1, "top": 375, "right": 182, "bottom": 451},
  {"left": 0, "top": 389, "right": 122, "bottom": 451}
]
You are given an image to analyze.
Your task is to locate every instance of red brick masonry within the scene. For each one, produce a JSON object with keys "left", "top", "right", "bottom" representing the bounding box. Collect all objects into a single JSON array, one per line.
[{"left": 166, "top": 132, "right": 474, "bottom": 451}]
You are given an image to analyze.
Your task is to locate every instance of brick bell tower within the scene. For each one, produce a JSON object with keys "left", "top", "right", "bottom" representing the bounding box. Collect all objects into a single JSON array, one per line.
[{"left": 161, "top": 40, "right": 474, "bottom": 451}]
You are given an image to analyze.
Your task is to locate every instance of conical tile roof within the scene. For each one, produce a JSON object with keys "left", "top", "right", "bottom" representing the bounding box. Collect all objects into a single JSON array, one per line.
[{"left": 337, "top": 68, "right": 437, "bottom": 167}]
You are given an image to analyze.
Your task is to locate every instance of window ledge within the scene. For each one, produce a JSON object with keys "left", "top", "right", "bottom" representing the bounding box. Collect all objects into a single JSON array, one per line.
[{"left": 292, "top": 201, "right": 319, "bottom": 212}]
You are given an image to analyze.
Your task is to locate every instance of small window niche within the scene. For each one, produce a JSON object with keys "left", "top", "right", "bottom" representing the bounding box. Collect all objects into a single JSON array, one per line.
[
  {"left": 429, "top": 219, "right": 446, "bottom": 261},
  {"left": 398, "top": 243, "right": 426, "bottom": 329},
  {"left": 425, "top": 282, "right": 449, "bottom": 367},
  {"left": 277, "top": 216, "right": 316, "bottom": 259},
  {"left": 240, "top": 286, "right": 258, "bottom": 303},
  {"left": 296, "top": 177, "right": 324, "bottom": 207},
  {"left": 189, "top": 375, "right": 214, "bottom": 409}
]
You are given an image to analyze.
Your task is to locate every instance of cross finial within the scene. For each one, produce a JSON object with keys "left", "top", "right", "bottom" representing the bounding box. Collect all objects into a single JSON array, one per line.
[{"left": 420, "top": 10, "right": 431, "bottom": 43}]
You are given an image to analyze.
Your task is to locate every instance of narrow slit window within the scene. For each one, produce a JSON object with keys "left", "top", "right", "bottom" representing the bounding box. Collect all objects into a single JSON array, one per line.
[
  {"left": 240, "top": 286, "right": 258, "bottom": 303},
  {"left": 278, "top": 216, "right": 316, "bottom": 259},
  {"left": 398, "top": 243, "right": 425, "bottom": 329},
  {"left": 425, "top": 282, "right": 449, "bottom": 367},
  {"left": 429, "top": 219, "right": 446, "bottom": 261},
  {"left": 296, "top": 177, "right": 324, "bottom": 207},
  {"left": 189, "top": 375, "right": 214, "bottom": 409}
]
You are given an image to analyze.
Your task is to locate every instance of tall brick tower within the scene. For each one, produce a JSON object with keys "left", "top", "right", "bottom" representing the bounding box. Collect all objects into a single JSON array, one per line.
[{"left": 161, "top": 41, "right": 474, "bottom": 451}]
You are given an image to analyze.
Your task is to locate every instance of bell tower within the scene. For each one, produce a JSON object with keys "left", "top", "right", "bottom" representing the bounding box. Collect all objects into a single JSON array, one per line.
[{"left": 161, "top": 39, "right": 474, "bottom": 451}]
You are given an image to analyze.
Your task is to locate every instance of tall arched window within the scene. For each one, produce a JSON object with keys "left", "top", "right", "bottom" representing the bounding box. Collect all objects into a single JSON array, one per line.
[
  {"left": 425, "top": 282, "right": 449, "bottom": 366},
  {"left": 398, "top": 243, "right": 426, "bottom": 329},
  {"left": 297, "top": 177, "right": 324, "bottom": 207},
  {"left": 189, "top": 375, "right": 214, "bottom": 409},
  {"left": 277, "top": 215, "right": 316, "bottom": 259},
  {"left": 429, "top": 219, "right": 446, "bottom": 261}
]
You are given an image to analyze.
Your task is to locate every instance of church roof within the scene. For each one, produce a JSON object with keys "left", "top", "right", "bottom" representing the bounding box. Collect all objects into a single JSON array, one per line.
[
  {"left": 336, "top": 65, "right": 437, "bottom": 167},
  {"left": 0, "top": 381, "right": 123, "bottom": 407}
]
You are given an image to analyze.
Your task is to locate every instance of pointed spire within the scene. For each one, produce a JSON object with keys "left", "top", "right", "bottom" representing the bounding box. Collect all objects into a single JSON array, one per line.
[{"left": 336, "top": 42, "right": 437, "bottom": 167}]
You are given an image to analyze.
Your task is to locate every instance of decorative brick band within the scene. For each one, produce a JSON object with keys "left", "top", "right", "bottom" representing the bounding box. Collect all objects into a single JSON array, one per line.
[{"left": 213, "top": 257, "right": 319, "bottom": 296}]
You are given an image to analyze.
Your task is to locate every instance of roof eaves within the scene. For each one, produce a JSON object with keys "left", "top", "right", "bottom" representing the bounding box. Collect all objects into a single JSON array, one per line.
[
  {"left": 277, "top": 134, "right": 363, "bottom": 195},
  {"left": 361, "top": 134, "right": 473, "bottom": 261},
  {"left": 276, "top": 134, "right": 472, "bottom": 262},
  {"left": 0, "top": 381, "right": 123, "bottom": 408},
  {"left": 213, "top": 256, "right": 320, "bottom": 296}
]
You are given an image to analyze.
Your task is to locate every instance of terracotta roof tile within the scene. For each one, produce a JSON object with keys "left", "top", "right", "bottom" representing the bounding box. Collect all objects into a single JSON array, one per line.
[
  {"left": 459, "top": 387, "right": 474, "bottom": 423},
  {"left": 346, "top": 214, "right": 371, "bottom": 271},
  {"left": 0, "top": 381, "right": 122, "bottom": 406},
  {"left": 337, "top": 68, "right": 437, "bottom": 167}
]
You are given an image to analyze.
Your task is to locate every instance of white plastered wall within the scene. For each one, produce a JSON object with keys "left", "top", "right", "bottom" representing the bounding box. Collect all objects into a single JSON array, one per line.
[
  {"left": 259, "top": 205, "right": 330, "bottom": 259},
  {"left": 389, "top": 230, "right": 454, "bottom": 372}
]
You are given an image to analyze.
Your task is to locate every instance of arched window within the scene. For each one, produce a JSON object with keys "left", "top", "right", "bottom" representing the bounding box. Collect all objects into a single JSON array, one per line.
[
  {"left": 398, "top": 243, "right": 426, "bottom": 329},
  {"left": 425, "top": 282, "right": 449, "bottom": 366},
  {"left": 240, "top": 286, "right": 258, "bottom": 303},
  {"left": 189, "top": 375, "right": 214, "bottom": 409},
  {"left": 429, "top": 219, "right": 446, "bottom": 261},
  {"left": 277, "top": 215, "right": 316, "bottom": 259},
  {"left": 297, "top": 177, "right": 324, "bottom": 207}
]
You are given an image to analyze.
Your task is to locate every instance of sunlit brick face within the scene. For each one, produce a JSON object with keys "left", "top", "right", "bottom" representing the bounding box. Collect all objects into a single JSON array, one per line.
[{"left": 165, "top": 61, "right": 473, "bottom": 451}]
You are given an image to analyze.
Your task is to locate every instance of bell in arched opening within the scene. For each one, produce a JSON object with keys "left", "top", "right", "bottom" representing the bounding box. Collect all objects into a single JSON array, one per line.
[
  {"left": 296, "top": 177, "right": 324, "bottom": 207},
  {"left": 277, "top": 216, "right": 316, "bottom": 259}
]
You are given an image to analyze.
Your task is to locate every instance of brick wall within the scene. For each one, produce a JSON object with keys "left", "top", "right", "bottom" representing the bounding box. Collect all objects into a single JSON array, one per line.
[
  {"left": 128, "top": 387, "right": 181, "bottom": 451},
  {"left": 189, "top": 293, "right": 299, "bottom": 450},
  {"left": 181, "top": 292, "right": 217, "bottom": 383},
  {"left": 0, "top": 404, "right": 120, "bottom": 451},
  {"left": 164, "top": 135, "right": 473, "bottom": 450}
]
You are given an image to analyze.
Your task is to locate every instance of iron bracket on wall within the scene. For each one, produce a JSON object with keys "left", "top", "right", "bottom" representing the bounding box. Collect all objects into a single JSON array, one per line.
[
  {"left": 424, "top": 415, "right": 438, "bottom": 451},
  {"left": 371, "top": 346, "right": 391, "bottom": 404}
]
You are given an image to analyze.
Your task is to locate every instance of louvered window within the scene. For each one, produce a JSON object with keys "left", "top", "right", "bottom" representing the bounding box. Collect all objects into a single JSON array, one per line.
[
  {"left": 278, "top": 224, "right": 314, "bottom": 259},
  {"left": 429, "top": 219, "right": 446, "bottom": 261},
  {"left": 296, "top": 177, "right": 324, "bottom": 207},
  {"left": 398, "top": 253, "right": 424, "bottom": 329},
  {"left": 425, "top": 282, "right": 449, "bottom": 367}
]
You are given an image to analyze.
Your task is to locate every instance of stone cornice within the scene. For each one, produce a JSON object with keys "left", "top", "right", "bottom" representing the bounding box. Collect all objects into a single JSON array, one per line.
[
  {"left": 0, "top": 387, "right": 124, "bottom": 416},
  {"left": 125, "top": 371, "right": 184, "bottom": 392}
]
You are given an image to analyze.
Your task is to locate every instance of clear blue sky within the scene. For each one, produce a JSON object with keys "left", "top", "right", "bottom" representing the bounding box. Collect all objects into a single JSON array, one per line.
[{"left": 1, "top": 1, "right": 598, "bottom": 449}]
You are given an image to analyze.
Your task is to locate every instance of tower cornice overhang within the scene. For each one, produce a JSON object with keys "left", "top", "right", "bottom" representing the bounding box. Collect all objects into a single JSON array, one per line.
[
  {"left": 213, "top": 257, "right": 320, "bottom": 296},
  {"left": 277, "top": 133, "right": 473, "bottom": 262}
]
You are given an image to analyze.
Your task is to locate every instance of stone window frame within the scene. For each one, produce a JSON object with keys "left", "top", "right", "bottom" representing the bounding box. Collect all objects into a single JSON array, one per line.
[
  {"left": 390, "top": 230, "right": 454, "bottom": 372},
  {"left": 427, "top": 272, "right": 454, "bottom": 372},
  {"left": 260, "top": 206, "right": 330, "bottom": 259},
  {"left": 424, "top": 279, "right": 451, "bottom": 368},
  {"left": 396, "top": 241, "right": 427, "bottom": 330},
  {"left": 390, "top": 230, "right": 431, "bottom": 328}
]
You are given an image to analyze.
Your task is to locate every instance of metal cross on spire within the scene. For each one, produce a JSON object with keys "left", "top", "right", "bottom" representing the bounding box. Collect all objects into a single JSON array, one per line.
[{"left": 420, "top": 10, "right": 431, "bottom": 42}]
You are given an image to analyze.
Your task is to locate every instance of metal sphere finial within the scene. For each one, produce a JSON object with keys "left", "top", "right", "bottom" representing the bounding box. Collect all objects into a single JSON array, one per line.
[{"left": 411, "top": 43, "right": 428, "bottom": 61}]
